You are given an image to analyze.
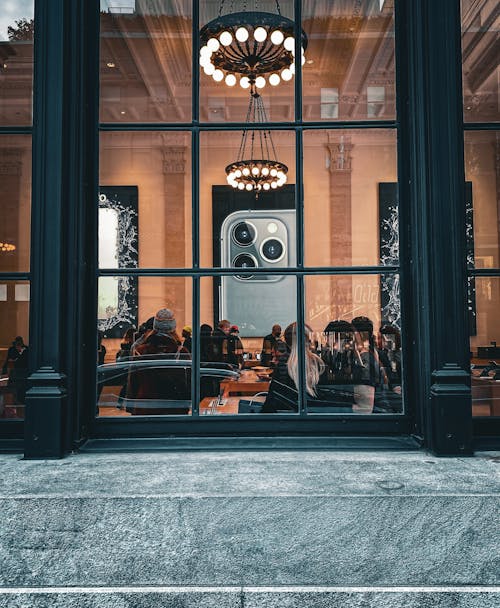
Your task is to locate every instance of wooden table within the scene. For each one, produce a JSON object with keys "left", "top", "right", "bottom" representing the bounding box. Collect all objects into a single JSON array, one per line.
[
  {"left": 220, "top": 369, "right": 271, "bottom": 397},
  {"left": 471, "top": 376, "right": 500, "bottom": 416}
]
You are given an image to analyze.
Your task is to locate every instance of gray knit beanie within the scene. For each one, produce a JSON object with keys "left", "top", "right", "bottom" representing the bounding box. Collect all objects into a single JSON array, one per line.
[{"left": 153, "top": 308, "right": 176, "bottom": 333}]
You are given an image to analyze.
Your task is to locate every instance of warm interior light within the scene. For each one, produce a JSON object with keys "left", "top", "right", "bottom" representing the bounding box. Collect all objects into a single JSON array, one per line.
[
  {"left": 212, "top": 69, "right": 224, "bottom": 82},
  {"left": 284, "top": 36, "right": 295, "bottom": 51},
  {"left": 219, "top": 31, "right": 233, "bottom": 46},
  {"left": 207, "top": 38, "right": 220, "bottom": 52},
  {"left": 225, "top": 74, "right": 237, "bottom": 86},
  {"left": 255, "top": 76, "right": 266, "bottom": 89},
  {"left": 235, "top": 27, "right": 249, "bottom": 42},
  {"left": 254, "top": 27, "right": 267, "bottom": 42},
  {"left": 281, "top": 68, "right": 292, "bottom": 81},
  {"left": 270, "top": 30, "right": 284, "bottom": 45},
  {"left": 240, "top": 76, "right": 251, "bottom": 89},
  {"left": 269, "top": 73, "right": 280, "bottom": 86},
  {"left": 203, "top": 63, "right": 215, "bottom": 75}
]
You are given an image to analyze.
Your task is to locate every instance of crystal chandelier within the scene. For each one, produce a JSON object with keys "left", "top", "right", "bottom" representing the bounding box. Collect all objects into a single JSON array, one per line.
[
  {"left": 226, "top": 89, "right": 288, "bottom": 195},
  {"left": 200, "top": 1, "right": 307, "bottom": 90}
]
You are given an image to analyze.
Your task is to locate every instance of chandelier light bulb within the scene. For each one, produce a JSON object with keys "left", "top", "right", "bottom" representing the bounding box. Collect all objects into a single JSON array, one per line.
[
  {"left": 270, "top": 30, "right": 284, "bottom": 45},
  {"left": 235, "top": 169, "right": 242, "bottom": 178},
  {"left": 207, "top": 37, "right": 220, "bottom": 52},
  {"left": 255, "top": 76, "right": 266, "bottom": 89},
  {"left": 245, "top": 183, "right": 253, "bottom": 191},
  {"left": 270, "top": 168, "right": 278, "bottom": 177},
  {"left": 280, "top": 68, "right": 292, "bottom": 81},
  {"left": 219, "top": 30, "right": 233, "bottom": 46},
  {"left": 240, "top": 76, "right": 251, "bottom": 89},
  {"left": 261, "top": 167, "right": 270, "bottom": 176},
  {"left": 263, "top": 183, "right": 270, "bottom": 190},
  {"left": 203, "top": 63, "right": 215, "bottom": 76},
  {"left": 200, "top": 45, "right": 211, "bottom": 56},
  {"left": 199, "top": 54, "right": 211, "bottom": 67},
  {"left": 277, "top": 171, "right": 285, "bottom": 180},
  {"left": 212, "top": 69, "right": 224, "bottom": 81},
  {"left": 242, "top": 167, "right": 250, "bottom": 176},
  {"left": 290, "top": 63, "right": 295, "bottom": 74},
  {"left": 238, "top": 183, "right": 245, "bottom": 190},
  {"left": 225, "top": 73, "right": 237, "bottom": 86},
  {"left": 251, "top": 166, "right": 260, "bottom": 176},
  {"left": 254, "top": 27, "right": 267, "bottom": 42},
  {"left": 231, "top": 182, "right": 238, "bottom": 188},
  {"left": 269, "top": 73, "right": 280, "bottom": 86},
  {"left": 235, "top": 26, "right": 249, "bottom": 42},
  {"left": 301, "top": 54, "right": 306, "bottom": 65},
  {"left": 271, "top": 181, "right": 278, "bottom": 189},
  {"left": 284, "top": 36, "right": 295, "bottom": 51}
]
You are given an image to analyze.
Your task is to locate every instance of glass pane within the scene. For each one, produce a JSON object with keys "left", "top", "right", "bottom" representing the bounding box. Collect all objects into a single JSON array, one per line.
[
  {"left": 305, "top": 274, "right": 402, "bottom": 414},
  {"left": 461, "top": 0, "right": 499, "bottom": 123},
  {"left": 464, "top": 131, "right": 500, "bottom": 268},
  {"left": 0, "top": 280, "right": 30, "bottom": 420},
  {"left": 0, "top": 135, "right": 31, "bottom": 273},
  {"left": 199, "top": 274, "right": 298, "bottom": 415},
  {"left": 199, "top": 1, "right": 295, "bottom": 123},
  {"left": 471, "top": 277, "right": 500, "bottom": 417},
  {"left": 97, "top": 275, "right": 192, "bottom": 417},
  {"left": 99, "top": 132, "right": 192, "bottom": 268},
  {"left": 302, "top": 0, "right": 395, "bottom": 121},
  {"left": 304, "top": 129, "right": 398, "bottom": 267},
  {"left": 99, "top": 0, "right": 192, "bottom": 123},
  {"left": 0, "top": 1, "right": 34, "bottom": 125},
  {"left": 200, "top": 130, "right": 295, "bottom": 267}
]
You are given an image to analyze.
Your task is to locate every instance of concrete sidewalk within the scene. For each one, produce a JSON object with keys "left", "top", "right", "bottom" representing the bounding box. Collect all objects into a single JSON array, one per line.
[{"left": 0, "top": 449, "right": 499, "bottom": 607}]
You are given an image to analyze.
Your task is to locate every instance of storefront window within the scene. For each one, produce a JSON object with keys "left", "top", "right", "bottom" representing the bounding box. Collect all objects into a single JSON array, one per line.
[
  {"left": 96, "top": 0, "right": 402, "bottom": 421},
  {"left": 0, "top": 1, "right": 34, "bottom": 125},
  {"left": 461, "top": 0, "right": 499, "bottom": 123},
  {"left": 465, "top": 131, "right": 500, "bottom": 417},
  {"left": 0, "top": 281, "right": 30, "bottom": 420},
  {"left": 302, "top": 0, "right": 395, "bottom": 121}
]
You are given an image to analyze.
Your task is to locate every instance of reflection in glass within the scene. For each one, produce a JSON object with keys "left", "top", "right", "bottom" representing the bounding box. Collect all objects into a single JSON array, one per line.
[
  {"left": 464, "top": 131, "right": 500, "bottom": 267},
  {"left": 199, "top": 275, "right": 298, "bottom": 415},
  {"left": 0, "top": 135, "right": 31, "bottom": 273},
  {"left": 304, "top": 129, "right": 398, "bottom": 267},
  {"left": 302, "top": 0, "right": 395, "bottom": 121},
  {"left": 461, "top": 0, "right": 499, "bottom": 123},
  {"left": 305, "top": 274, "right": 403, "bottom": 414},
  {"left": 99, "top": 0, "right": 192, "bottom": 123},
  {"left": 200, "top": 130, "right": 295, "bottom": 267},
  {"left": 0, "top": 0, "right": 34, "bottom": 125},
  {"left": 471, "top": 277, "right": 500, "bottom": 417},
  {"left": 0, "top": 281, "right": 30, "bottom": 420},
  {"left": 97, "top": 276, "right": 192, "bottom": 416},
  {"left": 99, "top": 132, "right": 192, "bottom": 268}
]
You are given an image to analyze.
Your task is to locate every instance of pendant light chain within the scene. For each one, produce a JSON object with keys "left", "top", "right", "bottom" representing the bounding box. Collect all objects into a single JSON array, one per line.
[{"left": 275, "top": 0, "right": 282, "bottom": 15}]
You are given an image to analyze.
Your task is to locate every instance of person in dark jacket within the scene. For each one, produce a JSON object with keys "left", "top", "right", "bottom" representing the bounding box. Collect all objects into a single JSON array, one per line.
[
  {"left": 127, "top": 308, "right": 189, "bottom": 415},
  {"left": 2, "top": 336, "right": 26, "bottom": 375},
  {"left": 227, "top": 325, "right": 244, "bottom": 368},
  {"left": 181, "top": 325, "right": 192, "bottom": 353},
  {"left": 210, "top": 320, "right": 231, "bottom": 363}
]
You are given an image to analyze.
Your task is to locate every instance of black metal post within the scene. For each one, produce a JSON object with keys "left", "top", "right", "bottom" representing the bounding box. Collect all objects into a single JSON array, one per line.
[{"left": 402, "top": 0, "right": 472, "bottom": 455}]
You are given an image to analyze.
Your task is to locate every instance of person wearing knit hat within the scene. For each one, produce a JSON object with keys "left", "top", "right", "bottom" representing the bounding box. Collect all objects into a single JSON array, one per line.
[{"left": 153, "top": 308, "right": 176, "bottom": 333}]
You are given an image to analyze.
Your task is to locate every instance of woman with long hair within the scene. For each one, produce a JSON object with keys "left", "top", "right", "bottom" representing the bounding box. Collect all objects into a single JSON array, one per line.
[{"left": 262, "top": 322, "right": 325, "bottom": 412}]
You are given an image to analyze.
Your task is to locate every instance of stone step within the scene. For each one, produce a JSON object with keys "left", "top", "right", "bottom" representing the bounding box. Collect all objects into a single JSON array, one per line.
[{"left": 0, "top": 451, "right": 499, "bottom": 607}]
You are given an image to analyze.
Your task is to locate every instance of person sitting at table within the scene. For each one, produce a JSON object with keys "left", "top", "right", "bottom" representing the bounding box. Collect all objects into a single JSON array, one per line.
[
  {"left": 260, "top": 324, "right": 282, "bottom": 366},
  {"left": 116, "top": 327, "right": 135, "bottom": 361},
  {"left": 262, "top": 322, "right": 325, "bottom": 413},
  {"left": 126, "top": 308, "right": 189, "bottom": 415}
]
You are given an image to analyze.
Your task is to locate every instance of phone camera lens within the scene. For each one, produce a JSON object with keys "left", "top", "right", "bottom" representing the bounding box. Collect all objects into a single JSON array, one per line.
[
  {"left": 261, "top": 238, "right": 284, "bottom": 262},
  {"left": 232, "top": 222, "right": 255, "bottom": 246},
  {"left": 233, "top": 253, "right": 257, "bottom": 279}
]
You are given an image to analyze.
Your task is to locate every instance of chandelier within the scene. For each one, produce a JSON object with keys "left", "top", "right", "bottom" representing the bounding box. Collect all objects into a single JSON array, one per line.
[
  {"left": 0, "top": 241, "right": 16, "bottom": 252},
  {"left": 200, "top": 1, "right": 307, "bottom": 90},
  {"left": 226, "top": 89, "right": 288, "bottom": 194}
]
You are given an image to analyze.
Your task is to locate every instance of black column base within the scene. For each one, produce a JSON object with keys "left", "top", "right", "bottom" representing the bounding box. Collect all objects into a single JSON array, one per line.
[
  {"left": 430, "top": 364, "right": 472, "bottom": 456},
  {"left": 24, "top": 367, "right": 67, "bottom": 459}
]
